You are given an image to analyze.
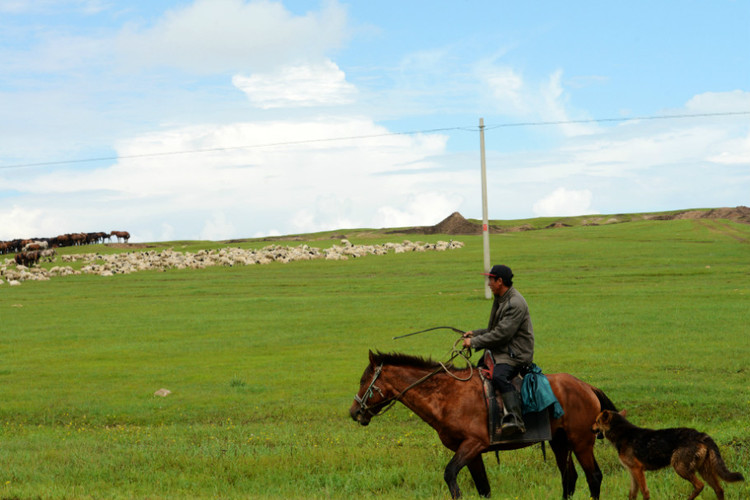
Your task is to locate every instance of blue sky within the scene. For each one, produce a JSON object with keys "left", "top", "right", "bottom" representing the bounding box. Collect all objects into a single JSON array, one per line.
[{"left": 1, "top": 0, "right": 748, "bottom": 241}]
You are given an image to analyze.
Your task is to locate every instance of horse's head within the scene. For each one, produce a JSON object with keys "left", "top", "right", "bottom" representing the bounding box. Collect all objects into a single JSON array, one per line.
[{"left": 349, "top": 351, "right": 390, "bottom": 426}]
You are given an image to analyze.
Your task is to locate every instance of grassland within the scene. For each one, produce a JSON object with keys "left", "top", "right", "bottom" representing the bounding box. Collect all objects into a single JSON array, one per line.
[{"left": 1, "top": 217, "right": 748, "bottom": 499}]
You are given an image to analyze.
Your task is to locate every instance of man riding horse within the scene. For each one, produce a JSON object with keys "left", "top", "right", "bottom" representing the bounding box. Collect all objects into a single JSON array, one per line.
[{"left": 462, "top": 264, "right": 534, "bottom": 437}]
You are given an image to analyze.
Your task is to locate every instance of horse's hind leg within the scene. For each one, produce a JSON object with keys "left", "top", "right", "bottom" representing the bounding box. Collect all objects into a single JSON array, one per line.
[
  {"left": 550, "top": 430, "right": 578, "bottom": 498},
  {"left": 573, "top": 446, "right": 603, "bottom": 499},
  {"left": 467, "top": 454, "right": 491, "bottom": 498}
]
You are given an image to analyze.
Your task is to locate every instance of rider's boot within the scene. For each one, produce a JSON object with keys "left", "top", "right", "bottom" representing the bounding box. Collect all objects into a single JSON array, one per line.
[{"left": 500, "top": 391, "right": 526, "bottom": 437}]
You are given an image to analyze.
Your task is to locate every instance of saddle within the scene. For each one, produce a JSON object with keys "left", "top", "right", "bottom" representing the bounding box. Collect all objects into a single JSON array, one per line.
[{"left": 479, "top": 352, "right": 551, "bottom": 445}]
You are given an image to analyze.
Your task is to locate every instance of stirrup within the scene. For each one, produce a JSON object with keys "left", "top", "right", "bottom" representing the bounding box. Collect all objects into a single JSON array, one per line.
[{"left": 501, "top": 415, "right": 526, "bottom": 436}]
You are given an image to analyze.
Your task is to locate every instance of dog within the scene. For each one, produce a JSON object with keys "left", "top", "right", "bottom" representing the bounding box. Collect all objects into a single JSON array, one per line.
[{"left": 592, "top": 410, "right": 744, "bottom": 500}]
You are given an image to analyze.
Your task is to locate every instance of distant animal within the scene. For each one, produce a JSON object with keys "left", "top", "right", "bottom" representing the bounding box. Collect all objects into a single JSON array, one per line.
[
  {"left": 70, "top": 233, "right": 87, "bottom": 246},
  {"left": 592, "top": 410, "right": 744, "bottom": 500},
  {"left": 15, "top": 251, "right": 41, "bottom": 267},
  {"left": 111, "top": 231, "right": 130, "bottom": 243},
  {"left": 22, "top": 240, "right": 47, "bottom": 251},
  {"left": 40, "top": 248, "right": 57, "bottom": 262}
]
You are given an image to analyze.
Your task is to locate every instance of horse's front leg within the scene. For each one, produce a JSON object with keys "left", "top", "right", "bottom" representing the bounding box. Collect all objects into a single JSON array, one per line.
[
  {"left": 444, "top": 440, "right": 486, "bottom": 499},
  {"left": 467, "top": 454, "right": 491, "bottom": 498}
]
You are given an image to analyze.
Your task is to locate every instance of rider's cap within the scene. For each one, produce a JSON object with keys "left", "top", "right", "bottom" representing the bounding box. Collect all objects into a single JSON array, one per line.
[{"left": 482, "top": 264, "right": 513, "bottom": 283}]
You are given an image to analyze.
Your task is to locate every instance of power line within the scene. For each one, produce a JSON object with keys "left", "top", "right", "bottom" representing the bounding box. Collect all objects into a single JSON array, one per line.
[
  {"left": 0, "top": 126, "right": 469, "bottom": 171},
  {"left": 1, "top": 110, "right": 748, "bottom": 171},
  {"left": 483, "top": 110, "right": 750, "bottom": 130}
]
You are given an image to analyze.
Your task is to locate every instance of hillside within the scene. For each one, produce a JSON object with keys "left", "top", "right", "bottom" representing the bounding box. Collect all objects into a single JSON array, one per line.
[{"left": 388, "top": 206, "right": 750, "bottom": 236}]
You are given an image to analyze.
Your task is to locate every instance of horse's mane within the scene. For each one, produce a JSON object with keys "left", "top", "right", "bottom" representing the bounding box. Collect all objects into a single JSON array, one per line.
[{"left": 371, "top": 351, "right": 441, "bottom": 370}]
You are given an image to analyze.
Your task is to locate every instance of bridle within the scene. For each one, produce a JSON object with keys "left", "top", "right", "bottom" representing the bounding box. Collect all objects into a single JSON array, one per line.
[
  {"left": 353, "top": 363, "right": 390, "bottom": 418},
  {"left": 353, "top": 341, "right": 474, "bottom": 420}
]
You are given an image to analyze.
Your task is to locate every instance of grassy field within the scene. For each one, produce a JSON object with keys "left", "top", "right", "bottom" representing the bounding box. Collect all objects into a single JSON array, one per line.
[{"left": 1, "top": 218, "right": 749, "bottom": 499}]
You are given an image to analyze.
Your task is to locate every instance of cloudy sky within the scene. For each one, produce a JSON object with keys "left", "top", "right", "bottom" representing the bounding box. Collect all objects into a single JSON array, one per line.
[{"left": 1, "top": 0, "right": 748, "bottom": 241}]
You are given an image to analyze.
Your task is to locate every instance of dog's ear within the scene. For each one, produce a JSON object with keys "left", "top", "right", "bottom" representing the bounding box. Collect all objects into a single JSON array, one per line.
[
  {"left": 600, "top": 411, "right": 612, "bottom": 424},
  {"left": 619, "top": 409, "right": 627, "bottom": 417}
]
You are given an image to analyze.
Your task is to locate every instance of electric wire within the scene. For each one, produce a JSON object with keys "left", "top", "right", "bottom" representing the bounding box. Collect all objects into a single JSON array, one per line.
[{"left": 1, "top": 110, "right": 748, "bottom": 171}]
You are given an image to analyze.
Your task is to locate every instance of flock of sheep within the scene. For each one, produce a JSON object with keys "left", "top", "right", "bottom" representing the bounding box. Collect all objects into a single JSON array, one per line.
[{"left": 0, "top": 239, "right": 464, "bottom": 286}]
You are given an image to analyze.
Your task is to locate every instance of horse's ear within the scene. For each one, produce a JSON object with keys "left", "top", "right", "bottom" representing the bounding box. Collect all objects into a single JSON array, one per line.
[{"left": 368, "top": 350, "right": 375, "bottom": 363}]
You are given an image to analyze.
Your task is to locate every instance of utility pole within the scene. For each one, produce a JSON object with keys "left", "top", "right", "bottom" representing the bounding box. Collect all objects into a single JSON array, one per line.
[{"left": 479, "top": 118, "right": 491, "bottom": 299}]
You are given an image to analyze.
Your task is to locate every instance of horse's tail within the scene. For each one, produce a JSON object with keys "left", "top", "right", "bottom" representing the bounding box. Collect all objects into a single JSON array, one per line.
[{"left": 591, "top": 386, "right": 618, "bottom": 412}]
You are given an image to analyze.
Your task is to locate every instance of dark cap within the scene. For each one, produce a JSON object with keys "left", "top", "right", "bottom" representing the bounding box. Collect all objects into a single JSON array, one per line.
[{"left": 482, "top": 264, "right": 513, "bottom": 284}]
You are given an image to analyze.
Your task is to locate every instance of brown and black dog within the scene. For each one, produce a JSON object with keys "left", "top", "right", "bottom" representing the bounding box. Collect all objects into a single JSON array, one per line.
[{"left": 592, "top": 410, "right": 744, "bottom": 500}]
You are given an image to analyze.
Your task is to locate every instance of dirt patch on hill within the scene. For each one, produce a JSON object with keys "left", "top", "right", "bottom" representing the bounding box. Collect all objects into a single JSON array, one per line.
[
  {"left": 672, "top": 206, "right": 750, "bottom": 223},
  {"left": 390, "top": 212, "right": 487, "bottom": 235}
]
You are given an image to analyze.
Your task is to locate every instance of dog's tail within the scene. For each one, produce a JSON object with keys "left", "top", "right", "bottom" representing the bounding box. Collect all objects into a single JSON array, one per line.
[
  {"left": 707, "top": 439, "right": 745, "bottom": 483},
  {"left": 592, "top": 386, "right": 618, "bottom": 412}
]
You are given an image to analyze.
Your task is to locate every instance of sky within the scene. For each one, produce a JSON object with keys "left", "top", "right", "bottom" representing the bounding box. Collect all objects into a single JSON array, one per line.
[{"left": 1, "top": 0, "right": 748, "bottom": 242}]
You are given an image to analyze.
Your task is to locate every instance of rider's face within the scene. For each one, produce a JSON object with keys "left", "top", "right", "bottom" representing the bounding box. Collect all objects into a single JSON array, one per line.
[{"left": 488, "top": 277, "right": 504, "bottom": 295}]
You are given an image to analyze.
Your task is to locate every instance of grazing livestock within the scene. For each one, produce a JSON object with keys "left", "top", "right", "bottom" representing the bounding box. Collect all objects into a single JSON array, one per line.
[
  {"left": 40, "top": 248, "right": 57, "bottom": 262},
  {"left": 70, "top": 233, "right": 87, "bottom": 246},
  {"left": 23, "top": 240, "right": 48, "bottom": 252},
  {"left": 51, "top": 234, "right": 71, "bottom": 247},
  {"left": 1, "top": 240, "right": 464, "bottom": 285},
  {"left": 3, "top": 230, "right": 123, "bottom": 253},
  {"left": 15, "top": 251, "right": 41, "bottom": 267},
  {"left": 111, "top": 231, "right": 130, "bottom": 243}
]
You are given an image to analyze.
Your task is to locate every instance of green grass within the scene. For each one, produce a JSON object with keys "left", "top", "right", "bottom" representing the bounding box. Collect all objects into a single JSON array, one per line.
[{"left": 1, "top": 219, "right": 749, "bottom": 499}]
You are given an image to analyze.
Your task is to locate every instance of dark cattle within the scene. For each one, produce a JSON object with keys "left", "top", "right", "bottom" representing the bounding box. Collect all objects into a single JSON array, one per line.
[
  {"left": 51, "top": 234, "right": 71, "bottom": 247},
  {"left": 15, "top": 251, "right": 41, "bottom": 267},
  {"left": 8, "top": 240, "right": 23, "bottom": 253}
]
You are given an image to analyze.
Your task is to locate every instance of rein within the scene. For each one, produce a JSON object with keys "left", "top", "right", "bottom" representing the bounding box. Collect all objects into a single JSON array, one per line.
[{"left": 354, "top": 339, "right": 473, "bottom": 418}]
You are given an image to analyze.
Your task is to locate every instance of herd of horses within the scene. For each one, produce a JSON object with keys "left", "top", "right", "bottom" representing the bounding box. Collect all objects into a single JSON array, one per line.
[
  {"left": 0, "top": 231, "right": 131, "bottom": 260},
  {"left": 351, "top": 350, "right": 619, "bottom": 499}
]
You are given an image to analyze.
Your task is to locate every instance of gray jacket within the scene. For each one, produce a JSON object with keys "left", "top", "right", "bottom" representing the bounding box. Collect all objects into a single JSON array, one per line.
[{"left": 470, "top": 286, "right": 534, "bottom": 367}]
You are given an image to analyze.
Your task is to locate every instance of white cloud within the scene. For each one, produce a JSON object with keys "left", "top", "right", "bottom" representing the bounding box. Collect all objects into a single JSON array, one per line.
[
  {"left": 0, "top": 0, "right": 106, "bottom": 14},
  {"left": 539, "top": 70, "right": 597, "bottom": 137},
  {"left": 374, "top": 192, "right": 464, "bottom": 228},
  {"left": 232, "top": 60, "right": 356, "bottom": 109},
  {"left": 116, "top": 0, "right": 348, "bottom": 74},
  {"left": 0, "top": 115, "right": 454, "bottom": 240},
  {"left": 685, "top": 90, "right": 750, "bottom": 113},
  {"left": 479, "top": 66, "right": 597, "bottom": 137},
  {"left": 710, "top": 130, "right": 750, "bottom": 165},
  {"left": 160, "top": 223, "right": 176, "bottom": 242},
  {"left": 0, "top": 205, "right": 49, "bottom": 238},
  {"left": 481, "top": 66, "right": 526, "bottom": 116},
  {"left": 200, "top": 212, "right": 236, "bottom": 241},
  {"left": 533, "top": 188, "right": 594, "bottom": 217}
]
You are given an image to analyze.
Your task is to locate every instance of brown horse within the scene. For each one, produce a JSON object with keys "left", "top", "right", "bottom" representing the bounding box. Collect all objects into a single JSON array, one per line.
[{"left": 350, "top": 350, "right": 617, "bottom": 499}]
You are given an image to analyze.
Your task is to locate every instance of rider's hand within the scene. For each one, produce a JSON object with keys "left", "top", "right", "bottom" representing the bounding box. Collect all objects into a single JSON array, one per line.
[
  {"left": 463, "top": 331, "right": 473, "bottom": 338},
  {"left": 462, "top": 337, "right": 472, "bottom": 349}
]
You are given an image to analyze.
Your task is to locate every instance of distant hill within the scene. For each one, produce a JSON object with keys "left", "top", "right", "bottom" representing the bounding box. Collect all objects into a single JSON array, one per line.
[{"left": 387, "top": 206, "right": 750, "bottom": 236}]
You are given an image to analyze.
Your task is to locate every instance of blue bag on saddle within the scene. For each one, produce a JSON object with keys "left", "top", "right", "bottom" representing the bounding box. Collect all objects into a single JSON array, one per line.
[{"left": 521, "top": 363, "right": 564, "bottom": 419}]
